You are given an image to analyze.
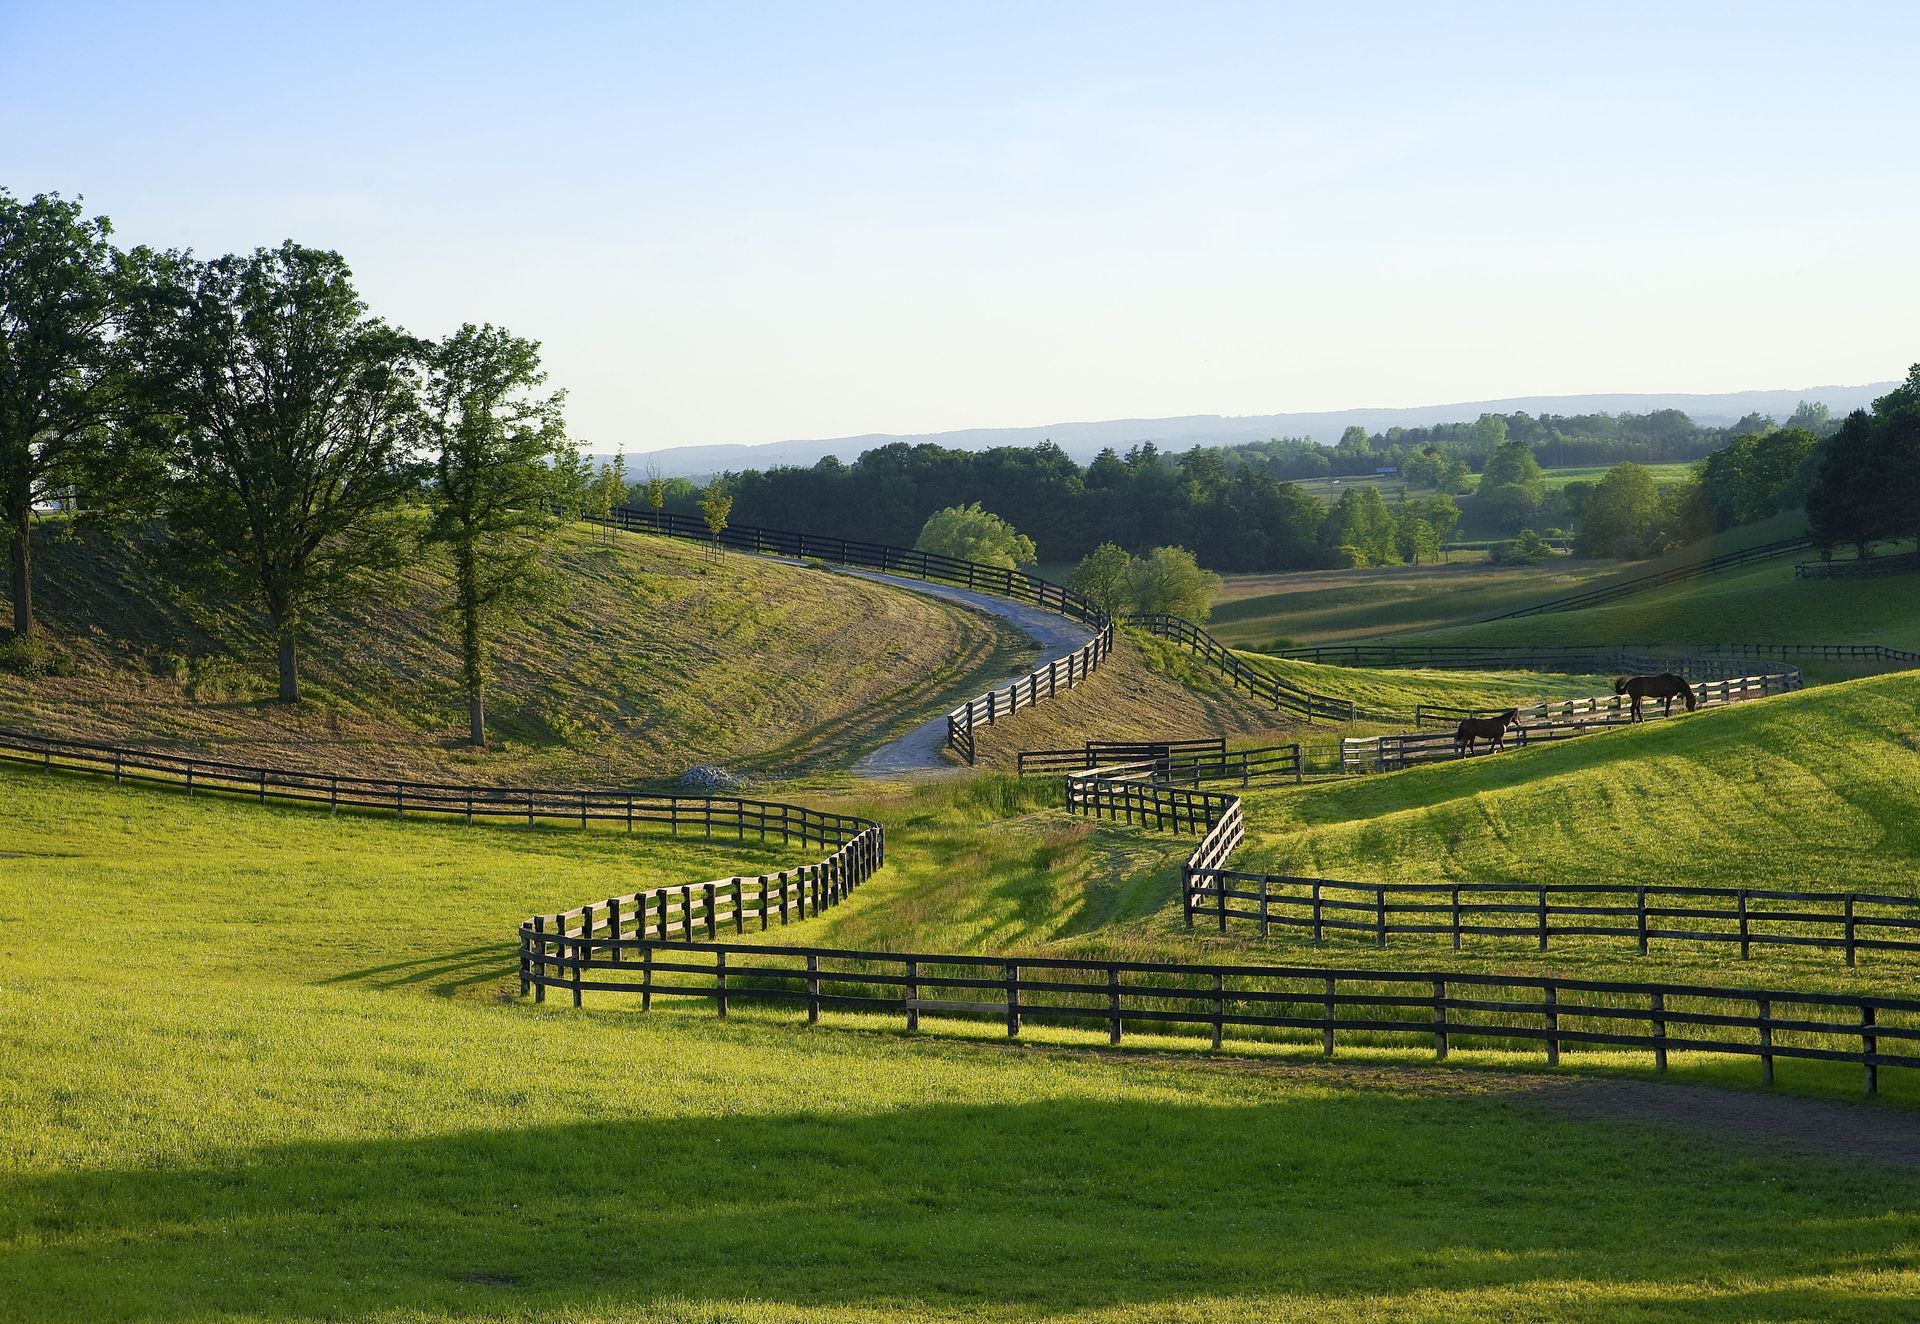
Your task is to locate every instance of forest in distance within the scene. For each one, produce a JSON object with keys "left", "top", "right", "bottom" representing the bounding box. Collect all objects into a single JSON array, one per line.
[{"left": 648, "top": 396, "right": 1880, "bottom": 573}]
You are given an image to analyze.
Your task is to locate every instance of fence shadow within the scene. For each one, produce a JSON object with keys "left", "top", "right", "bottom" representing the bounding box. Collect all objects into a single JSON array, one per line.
[{"left": 5, "top": 1093, "right": 1915, "bottom": 1321}]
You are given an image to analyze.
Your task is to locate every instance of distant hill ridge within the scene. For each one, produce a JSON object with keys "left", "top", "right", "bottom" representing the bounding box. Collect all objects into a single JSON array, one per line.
[{"left": 620, "top": 382, "right": 1897, "bottom": 478}]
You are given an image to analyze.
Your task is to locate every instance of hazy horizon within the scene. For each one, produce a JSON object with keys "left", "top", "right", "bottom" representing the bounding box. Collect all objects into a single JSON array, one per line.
[{"left": 5, "top": 2, "right": 1916, "bottom": 450}]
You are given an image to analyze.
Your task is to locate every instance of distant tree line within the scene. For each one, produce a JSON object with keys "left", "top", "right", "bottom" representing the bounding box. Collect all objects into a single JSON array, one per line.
[{"left": 0, "top": 189, "right": 598, "bottom": 745}]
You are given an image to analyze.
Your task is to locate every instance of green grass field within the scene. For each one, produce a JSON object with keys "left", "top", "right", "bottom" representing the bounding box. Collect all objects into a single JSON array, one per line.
[
  {"left": 1209, "top": 511, "right": 1823, "bottom": 648},
  {"left": 9, "top": 509, "right": 1920, "bottom": 1321},
  {"left": 6, "top": 740, "right": 1920, "bottom": 1321}
]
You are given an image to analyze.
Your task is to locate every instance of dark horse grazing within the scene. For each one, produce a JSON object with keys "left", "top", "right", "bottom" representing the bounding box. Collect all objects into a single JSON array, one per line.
[
  {"left": 1614, "top": 673, "right": 1697, "bottom": 721},
  {"left": 1454, "top": 708, "right": 1522, "bottom": 755}
]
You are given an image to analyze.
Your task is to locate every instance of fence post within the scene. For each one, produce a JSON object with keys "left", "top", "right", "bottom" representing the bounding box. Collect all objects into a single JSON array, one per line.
[
  {"left": 1312, "top": 882, "right": 1324, "bottom": 943},
  {"left": 1211, "top": 972, "right": 1225, "bottom": 1050},
  {"left": 642, "top": 946, "right": 653, "bottom": 1012},
  {"left": 906, "top": 959, "right": 919, "bottom": 1032},
  {"left": 1451, "top": 888, "right": 1462, "bottom": 950},
  {"left": 1537, "top": 887, "right": 1548, "bottom": 951},
  {"left": 1544, "top": 984, "right": 1560, "bottom": 1067},
  {"left": 1218, "top": 874, "right": 1228, "bottom": 934},
  {"left": 715, "top": 949, "right": 728, "bottom": 1018},
  {"left": 1259, "top": 877, "right": 1270, "bottom": 939},
  {"left": 1322, "top": 975, "right": 1336, "bottom": 1057},
  {"left": 1846, "top": 894, "right": 1858, "bottom": 967},
  {"left": 609, "top": 898, "right": 622, "bottom": 965},
  {"left": 1433, "top": 979, "right": 1448, "bottom": 1060},
  {"left": 1863, "top": 1004, "right": 1879, "bottom": 1096},
  {"left": 1738, "top": 890, "right": 1750, "bottom": 959},
  {"left": 571, "top": 935, "right": 584, "bottom": 1008},
  {"left": 1637, "top": 886, "right": 1648, "bottom": 955},
  {"left": 807, "top": 954, "right": 820, "bottom": 1024},
  {"left": 532, "top": 915, "right": 547, "bottom": 1002},
  {"left": 704, "top": 883, "right": 717, "bottom": 939},
  {"left": 1108, "top": 966, "right": 1122, "bottom": 1045},
  {"left": 1651, "top": 992, "right": 1668, "bottom": 1070},
  {"left": 1757, "top": 996, "right": 1772, "bottom": 1085},
  {"left": 733, "top": 878, "right": 744, "bottom": 934},
  {"left": 1005, "top": 961, "right": 1020, "bottom": 1037}
]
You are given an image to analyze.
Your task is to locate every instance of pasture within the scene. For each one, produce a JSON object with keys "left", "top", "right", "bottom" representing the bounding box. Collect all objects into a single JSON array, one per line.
[
  {"left": 6, "top": 752, "right": 1920, "bottom": 1321},
  {"left": 6, "top": 515, "right": 1920, "bottom": 1324}
]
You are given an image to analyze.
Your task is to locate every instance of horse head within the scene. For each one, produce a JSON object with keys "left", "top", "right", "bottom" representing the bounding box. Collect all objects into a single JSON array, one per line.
[{"left": 1612, "top": 675, "right": 1631, "bottom": 695}]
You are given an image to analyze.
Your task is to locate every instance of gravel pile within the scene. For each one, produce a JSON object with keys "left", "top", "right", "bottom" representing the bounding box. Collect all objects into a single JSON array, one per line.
[{"left": 679, "top": 764, "right": 745, "bottom": 792}]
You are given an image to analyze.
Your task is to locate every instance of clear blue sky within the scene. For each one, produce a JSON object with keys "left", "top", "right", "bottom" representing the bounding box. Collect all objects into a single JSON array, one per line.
[{"left": 4, "top": 2, "right": 1916, "bottom": 450}]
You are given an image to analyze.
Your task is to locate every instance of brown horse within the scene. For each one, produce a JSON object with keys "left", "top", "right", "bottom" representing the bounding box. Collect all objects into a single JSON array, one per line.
[
  {"left": 1454, "top": 708, "right": 1522, "bottom": 755},
  {"left": 1614, "top": 673, "right": 1697, "bottom": 721}
]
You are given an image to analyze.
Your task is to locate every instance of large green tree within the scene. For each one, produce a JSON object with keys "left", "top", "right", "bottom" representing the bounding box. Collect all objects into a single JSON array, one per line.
[
  {"left": 914, "top": 502, "right": 1036, "bottom": 569},
  {"left": 1575, "top": 462, "right": 1661, "bottom": 557},
  {"left": 129, "top": 242, "right": 423, "bottom": 702},
  {"left": 422, "top": 323, "right": 587, "bottom": 747},
  {"left": 0, "top": 191, "right": 122, "bottom": 636},
  {"left": 1126, "top": 545, "right": 1220, "bottom": 622},
  {"left": 1065, "top": 542, "right": 1135, "bottom": 615}
]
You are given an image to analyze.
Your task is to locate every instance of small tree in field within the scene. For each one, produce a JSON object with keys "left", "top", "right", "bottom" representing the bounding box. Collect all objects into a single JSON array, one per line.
[
  {"left": 588, "top": 449, "right": 625, "bottom": 541},
  {"left": 1126, "top": 546, "right": 1220, "bottom": 622},
  {"left": 1066, "top": 542, "right": 1136, "bottom": 616},
  {"left": 643, "top": 460, "right": 669, "bottom": 514},
  {"left": 422, "top": 322, "right": 587, "bottom": 747},
  {"left": 698, "top": 482, "right": 732, "bottom": 559},
  {"left": 914, "top": 502, "right": 1036, "bottom": 570}
]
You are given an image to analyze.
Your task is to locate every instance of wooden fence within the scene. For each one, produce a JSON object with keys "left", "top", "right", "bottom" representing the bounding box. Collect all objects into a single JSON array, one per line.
[
  {"left": 1796, "top": 551, "right": 1920, "bottom": 580},
  {"left": 603, "top": 505, "right": 1115, "bottom": 764},
  {"left": 1121, "top": 613, "right": 1374, "bottom": 722},
  {"left": 1181, "top": 873, "right": 1920, "bottom": 965},
  {"left": 520, "top": 936, "right": 1920, "bottom": 1094},
  {"left": 0, "top": 727, "right": 887, "bottom": 944},
  {"left": 1268, "top": 642, "right": 1803, "bottom": 681},
  {"left": 1017, "top": 737, "right": 1226, "bottom": 776}
]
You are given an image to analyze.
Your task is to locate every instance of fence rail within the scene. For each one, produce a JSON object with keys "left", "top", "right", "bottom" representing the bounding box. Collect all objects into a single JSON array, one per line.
[
  {"left": 1122, "top": 614, "right": 1374, "bottom": 722},
  {"left": 604, "top": 506, "right": 1115, "bottom": 764},
  {"left": 1796, "top": 551, "right": 1920, "bottom": 580},
  {"left": 522, "top": 937, "right": 1920, "bottom": 1094},
  {"left": 1485, "top": 536, "right": 1813, "bottom": 621},
  {"left": 1182, "top": 873, "right": 1920, "bottom": 965},
  {"left": 0, "top": 726, "right": 887, "bottom": 947},
  {"left": 1268, "top": 642, "right": 1804, "bottom": 680}
]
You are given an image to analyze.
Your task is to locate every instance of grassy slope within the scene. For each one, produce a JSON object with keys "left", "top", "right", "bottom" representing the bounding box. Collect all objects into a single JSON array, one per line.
[
  {"left": 1210, "top": 511, "right": 1815, "bottom": 648},
  {"left": 1245, "top": 653, "right": 1616, "bottom": 718},
  {"left": 955, "top": 634, "right": 1300, "bottom": 768},
  {"left": 5, "top": 762, "right": 1920, "bottom": 1320},
  {"left": 1411, "top": 555, "right": 1920, "bottom": 657},
  {"left": 797, "top": 674, "right": 1920, "bottom": 1000},
  {"left": 0, "top": 522, "right": 1034, "bottom": 783}
]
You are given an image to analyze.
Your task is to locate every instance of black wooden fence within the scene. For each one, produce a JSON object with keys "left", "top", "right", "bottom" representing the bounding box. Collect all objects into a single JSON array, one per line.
[
  {"left": 1795, "top": 552, "right": 1920, "bottom": 580},
  {"left": 603, "top": 505, "right": 1115, "bottom": 764},
  {"left": 519, "top": 936, "right": 1919, "bottom": 1094},
  {"left": 1017, "top": 737, "right": 1227, "bottom": 775},
  {"left": 0, "top": 727, "right": 887, "bottom": 940},
  {"left": 1181, "top": 873, "right": 1920, "bottom": 965},
  {"left": 1121, "top": 613, "right": 1373, "bottom": 722}
]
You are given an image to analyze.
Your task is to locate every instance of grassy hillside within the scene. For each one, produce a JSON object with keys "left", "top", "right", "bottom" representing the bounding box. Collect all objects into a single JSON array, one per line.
[
  {"left": 954, "top": 633, "right": 1300, "bottom": 767},
  {"left": 5, "top": 757, "right": 1920, "bottom": 1319},
  {"left": 1409, "top": 555, "right": 1920, "bottom": 657},
  {"left": 0, "top": 521, "right": 1036, "bottom": 783},
  {"left": 1211, "top": 511, "right": 1816, "bottom": 648},
  {"left": 1247, "top": 653, "right": 1615, "bottom": 717},
  {"left": 795, "top": 675, "right": 1920, "bottom": 1002}
]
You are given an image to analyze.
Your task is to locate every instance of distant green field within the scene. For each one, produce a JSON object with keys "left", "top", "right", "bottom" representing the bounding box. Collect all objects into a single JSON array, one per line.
[
  {"left": 1210, "top": 511, "right": 1818, "bottom": 647},
  {"left": 1524, "top": 462, "right": 1696, "bottom": 493}
]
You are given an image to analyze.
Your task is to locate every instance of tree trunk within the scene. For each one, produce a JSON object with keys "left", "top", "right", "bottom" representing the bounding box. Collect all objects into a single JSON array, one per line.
[
  {"left": 8, "top": 504, "right": 30, "bottom": 638},
  {"left": 274, "top": 618, "right": 301, "bottom": 703}
]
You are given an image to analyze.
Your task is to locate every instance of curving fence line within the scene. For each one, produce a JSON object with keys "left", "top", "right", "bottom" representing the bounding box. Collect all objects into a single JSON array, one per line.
[
  {"left": 0, "top": 727, "right": 885, "bottom": 990},
  {"left": 602, "top": 506, "right": 1114, "bottom": 764}
]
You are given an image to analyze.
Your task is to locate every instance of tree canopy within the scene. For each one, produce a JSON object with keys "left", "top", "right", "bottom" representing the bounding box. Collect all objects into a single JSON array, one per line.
[{"left": 914, "top": 502, "right": 1036, "bottom": 570}]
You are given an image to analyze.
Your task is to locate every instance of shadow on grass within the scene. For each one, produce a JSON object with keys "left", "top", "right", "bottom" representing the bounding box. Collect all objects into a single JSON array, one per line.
[
  {"left": 316, "top": 945, "right": 521, "bottom": 997},
  {"left": 4, "top": 1094, "right": 1916, "bottom": 1320}
]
